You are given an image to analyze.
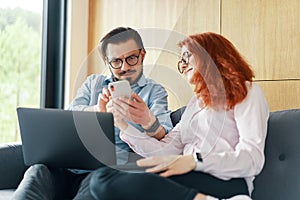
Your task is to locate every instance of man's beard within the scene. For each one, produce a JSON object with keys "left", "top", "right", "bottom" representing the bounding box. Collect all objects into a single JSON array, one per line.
[{"left": 119, "top": 68, "right": 143, "bottom": 85}]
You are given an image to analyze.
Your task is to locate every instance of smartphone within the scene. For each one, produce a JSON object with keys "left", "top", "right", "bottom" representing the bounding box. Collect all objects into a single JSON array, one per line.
[{"left": 108, "top": 80, "right": 131, "bottom": 99}]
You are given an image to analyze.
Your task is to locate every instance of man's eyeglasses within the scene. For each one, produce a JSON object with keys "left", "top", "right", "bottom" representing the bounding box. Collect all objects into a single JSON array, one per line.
[
  {"left": 177, "top": 51, "right": 192, "bottom": 74},
  {"left": 107, "top": 49, "right": 142, "bottom": 69}
]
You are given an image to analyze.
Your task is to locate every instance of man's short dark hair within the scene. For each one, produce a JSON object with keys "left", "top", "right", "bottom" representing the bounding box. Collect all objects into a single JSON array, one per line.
[{"left": 99, "top": 27, "right": 144, "bottom": 60}]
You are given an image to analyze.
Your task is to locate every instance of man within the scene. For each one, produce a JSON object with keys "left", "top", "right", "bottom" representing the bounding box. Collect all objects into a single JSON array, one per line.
[
  {"left": 12, "top": 27, "right": 173, "bottom": 200},
  {"left": 69, "top": 27, "right": 173, "bottom": 164}
]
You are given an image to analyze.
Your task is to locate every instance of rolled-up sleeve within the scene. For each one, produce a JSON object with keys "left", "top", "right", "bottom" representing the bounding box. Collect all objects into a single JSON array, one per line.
[
  {"left": 68, "top": 75, "right": 106, "bottom": 111},
  {"left": 68, "top": 76, "right": 93, "bottom": 111},
  {"left": 147, "top": 84, "right": 173, "bottom": 133}
]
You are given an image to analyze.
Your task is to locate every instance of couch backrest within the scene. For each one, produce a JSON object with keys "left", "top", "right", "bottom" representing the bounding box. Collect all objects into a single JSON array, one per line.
[
  {"left": 170, "top": 107, "right": 300, "bottom": 200},
  {"left": 252, "top": 109, "right": 300, "bottom": 200},
  {"left": 170, "top": 106, "right": 186, "bottom": 127}
]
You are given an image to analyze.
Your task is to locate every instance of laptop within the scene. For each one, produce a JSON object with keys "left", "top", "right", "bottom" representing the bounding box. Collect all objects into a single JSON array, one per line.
[{"left": 17, "top": 107, "right": 145, "bottom": 172}]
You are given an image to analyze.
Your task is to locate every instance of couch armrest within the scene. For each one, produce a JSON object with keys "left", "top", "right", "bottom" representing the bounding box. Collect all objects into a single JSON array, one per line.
[{"left": 0, "top": 143, "right": 28, "bottom": 189}]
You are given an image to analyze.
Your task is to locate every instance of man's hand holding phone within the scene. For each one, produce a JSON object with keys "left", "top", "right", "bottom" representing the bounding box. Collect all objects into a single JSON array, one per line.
[
  {"left": 94, "top": 80, "right": 132, "bottom": 113},
  {"left": 110, "top": 88, "right": 160, "bottom": 135},
  {"left": 106, "top": 80, "right": 132, "bottom": 130},
  {"left": 106, "top": 80, "right": 165, "bottom": 139},
  {"left": 108, "top": 80, "right": 132, "bottom": 99}
]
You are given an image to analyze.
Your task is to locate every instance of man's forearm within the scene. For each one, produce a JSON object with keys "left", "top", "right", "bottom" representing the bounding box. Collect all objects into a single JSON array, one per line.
[{"left": 83, "top": 105, "right": 97, "bottom": 112}]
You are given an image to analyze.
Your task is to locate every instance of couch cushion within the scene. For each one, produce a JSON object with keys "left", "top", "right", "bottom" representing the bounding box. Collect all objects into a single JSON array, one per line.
[{"left": 252, "top": 109, "right": 300, "bottom": 200}]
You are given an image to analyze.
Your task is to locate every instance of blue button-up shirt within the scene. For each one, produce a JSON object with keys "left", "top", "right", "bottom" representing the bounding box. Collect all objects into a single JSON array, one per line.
[{"left": 68, "top": 74, "right": 173, "bottom": 164}]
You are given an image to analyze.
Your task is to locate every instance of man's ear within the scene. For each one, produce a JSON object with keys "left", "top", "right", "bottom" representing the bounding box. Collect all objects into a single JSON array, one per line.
[
  {"left": 104, "top": 57, "right": 109, "bottom": 66},
  {"left": 141, "top": 48, "right": 146, "bottom": 61}
]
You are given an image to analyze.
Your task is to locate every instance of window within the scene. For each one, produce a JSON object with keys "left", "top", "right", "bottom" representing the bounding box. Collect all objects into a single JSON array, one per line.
[{"left": 0, "top": 0, "right": 43, "bottom": 143}]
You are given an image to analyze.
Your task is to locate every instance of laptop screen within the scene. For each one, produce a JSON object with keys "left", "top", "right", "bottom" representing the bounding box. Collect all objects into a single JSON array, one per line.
[{"left": 17, "top": 107, "right": 116, "bottom": 170}]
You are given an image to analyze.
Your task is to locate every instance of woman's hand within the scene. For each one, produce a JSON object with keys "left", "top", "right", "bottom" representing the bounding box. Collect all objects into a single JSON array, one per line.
[{"left": 137, "top": 155, "right": 196, "bottom": 177}]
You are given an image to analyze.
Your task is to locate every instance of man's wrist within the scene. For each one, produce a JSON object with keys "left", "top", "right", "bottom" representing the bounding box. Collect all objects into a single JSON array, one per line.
[
  {"left": 143, "top": 117, "right": 160, "bottom": 133},
  {"left": 143, "top": 115, "right": 156, "bottom": 129}
]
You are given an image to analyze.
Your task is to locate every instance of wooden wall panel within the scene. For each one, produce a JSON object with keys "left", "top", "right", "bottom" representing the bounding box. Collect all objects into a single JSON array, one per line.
[
  {"left": 89, "top": 0, "right": 220, "bottom": 53},
  {"left": 66, "top": 0, "right": 89, "bottom": 105},
  {"left": 221, "top": 0, "right": 300, "bottom": 111},
  {"left": 256, "top": 81, "right": 300, "bottom": 111},
  {"left": 221, "top": 0, "right": 300, "bottom": 80},
  {"left": 154, "top": 0, "right": 220, "bottom": 108},
  {"left": 171, "top": 0, "right": 220, "bottom": 35},
  {"left": 86, "top": 0, "right": 220, "bottom": 108},
  {"left": 69, "top": 0, "right": 299, "bottom": 111},
  {"left": 156, "top": 0, "right": 220, "bottom": 74}
]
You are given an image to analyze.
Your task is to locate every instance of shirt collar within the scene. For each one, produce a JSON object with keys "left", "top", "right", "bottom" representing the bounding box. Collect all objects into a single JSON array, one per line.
[
  {"left": 104, "top": 75, "right": 114, "bottom": 85},
  {"left": 134, "top": 74, "right": 147, "bottom": 87}
]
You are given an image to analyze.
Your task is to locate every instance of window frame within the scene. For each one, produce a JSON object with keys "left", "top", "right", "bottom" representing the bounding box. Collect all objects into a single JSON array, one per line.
[{"left": 40, "top": 0, "right": 67, "bottom": 108}]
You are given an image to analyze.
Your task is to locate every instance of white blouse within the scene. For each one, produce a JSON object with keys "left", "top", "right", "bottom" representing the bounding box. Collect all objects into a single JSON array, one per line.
[{"left": 120, "top": 83, "right": 269, "bottom": 193}]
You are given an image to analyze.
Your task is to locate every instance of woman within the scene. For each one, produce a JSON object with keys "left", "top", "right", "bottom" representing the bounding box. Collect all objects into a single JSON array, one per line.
[{"left": 89, "top": 32, "right": 269, "bottom": 200}]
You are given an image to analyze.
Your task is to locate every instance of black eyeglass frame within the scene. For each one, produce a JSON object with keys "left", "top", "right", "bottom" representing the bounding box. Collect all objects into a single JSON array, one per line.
[
  {"left": 177, "top": 51, "right": 192, "bottom": 74},
  {"left": 107, "top": 49, "right": 142, "bottom": 69}
]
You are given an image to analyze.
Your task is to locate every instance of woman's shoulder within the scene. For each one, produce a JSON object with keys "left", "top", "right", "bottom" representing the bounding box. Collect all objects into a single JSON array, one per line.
[
  {"left": 247, "top": 82, "right": 265, "bottom": 98},
  {"left": 235, "top": 82, "right": 269, "bottom": 112},
  {"left": 184, "top": 95, "right": 203, "bottom": 111},
  {"left": 186, "top": 95, "right": 198, "bottom": 105}
]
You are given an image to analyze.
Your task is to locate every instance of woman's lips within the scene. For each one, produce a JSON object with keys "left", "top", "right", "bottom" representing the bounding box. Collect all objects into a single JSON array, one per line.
[{"left": 184, "top": 68, "right": 193, "bottom": 74}]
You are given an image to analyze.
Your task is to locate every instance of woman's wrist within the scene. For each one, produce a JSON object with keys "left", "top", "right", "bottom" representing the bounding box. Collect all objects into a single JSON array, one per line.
[
  {"left": 187, "top": 154, "right": 197, "bottom": 170},
  {"left": 192, "top": 152, "right": 203, "bottom": 171}
]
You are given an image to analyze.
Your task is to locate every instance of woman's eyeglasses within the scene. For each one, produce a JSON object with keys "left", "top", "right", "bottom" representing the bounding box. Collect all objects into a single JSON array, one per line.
[
  {"left": 177, "top": 51, "right": 192, "bottom": 74},
  {"left": 107, "top": 49, "right": 142, "bottom": 69}
]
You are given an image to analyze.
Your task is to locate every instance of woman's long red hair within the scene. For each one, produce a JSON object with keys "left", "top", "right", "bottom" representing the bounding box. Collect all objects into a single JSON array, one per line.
[{"left": 179, "top": 32, "right": 254, "bottom": 109}]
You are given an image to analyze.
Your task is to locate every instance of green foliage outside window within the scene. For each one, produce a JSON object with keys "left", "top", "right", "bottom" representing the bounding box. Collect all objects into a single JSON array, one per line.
[{"left": 0, "top": 8, "right": 41, "bottom": 143}]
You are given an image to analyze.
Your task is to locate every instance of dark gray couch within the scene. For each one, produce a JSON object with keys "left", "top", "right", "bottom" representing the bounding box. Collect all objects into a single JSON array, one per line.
[{"left": 1, "top": 108, "right": 300, "bottom": 199}]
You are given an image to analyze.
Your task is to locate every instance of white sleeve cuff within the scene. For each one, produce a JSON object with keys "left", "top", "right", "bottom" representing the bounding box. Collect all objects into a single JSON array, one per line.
[
  {"left": 192, "top": 152, "right": 203, "bottom": 171},
  {"left": 194, "top": 161, "right": 203, "bottom": 171}
]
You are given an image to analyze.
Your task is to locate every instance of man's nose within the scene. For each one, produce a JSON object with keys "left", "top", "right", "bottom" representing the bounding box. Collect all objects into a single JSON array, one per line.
[{"left": 120, "top": 59, "right": 131, "bottom": 71}]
